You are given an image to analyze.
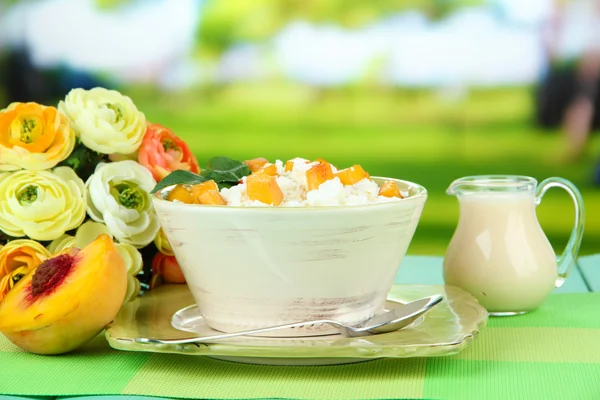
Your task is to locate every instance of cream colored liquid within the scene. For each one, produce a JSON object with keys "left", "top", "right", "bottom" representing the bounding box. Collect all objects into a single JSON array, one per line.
[{"left": 443, "top": 193, "right": 557, "bottom": 313}]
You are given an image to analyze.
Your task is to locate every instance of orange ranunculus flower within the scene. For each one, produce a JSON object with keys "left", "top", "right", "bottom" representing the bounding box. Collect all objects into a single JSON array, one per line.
[
  {"left": 0, "top": 240, "right": 51, "bottom": 301},
  {"left": 137, "top": 123, "right": 200, "bottom": 182},
  {"left": 0, "top": 103, "right": 75, "bottom": 171},
  {"left": 151, "top": 253, "right": 186, "bottom": 288}
]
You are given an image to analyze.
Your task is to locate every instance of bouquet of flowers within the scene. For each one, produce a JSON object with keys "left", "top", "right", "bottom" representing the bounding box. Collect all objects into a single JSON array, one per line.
[{"left": 0, "top": 87, "right": 200, "bottom": 304}]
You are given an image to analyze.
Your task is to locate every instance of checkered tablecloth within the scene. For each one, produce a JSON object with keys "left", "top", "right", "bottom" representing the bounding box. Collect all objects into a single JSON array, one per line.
[{"left": 1, "top": 290, "right": 599, "bottom": 400}]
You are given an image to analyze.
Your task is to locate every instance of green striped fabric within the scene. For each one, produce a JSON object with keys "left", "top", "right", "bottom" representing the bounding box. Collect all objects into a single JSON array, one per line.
[{"left": 1, "top": 292, "right": 599, "bottom": 400}]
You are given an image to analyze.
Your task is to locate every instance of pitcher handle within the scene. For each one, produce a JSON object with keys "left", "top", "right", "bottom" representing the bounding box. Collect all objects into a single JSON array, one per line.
[{"left": 535, "top": 177, "right": 585, "bottom": 288}]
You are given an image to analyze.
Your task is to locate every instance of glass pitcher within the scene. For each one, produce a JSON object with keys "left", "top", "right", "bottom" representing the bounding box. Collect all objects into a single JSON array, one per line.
[{"left": 443, "top": 175, "right": 584, "bottom": 316}]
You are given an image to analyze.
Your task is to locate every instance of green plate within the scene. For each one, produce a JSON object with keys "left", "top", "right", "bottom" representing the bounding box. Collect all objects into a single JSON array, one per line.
[{"left": 106, "top": 284, "right": 488, "bottom": 365}]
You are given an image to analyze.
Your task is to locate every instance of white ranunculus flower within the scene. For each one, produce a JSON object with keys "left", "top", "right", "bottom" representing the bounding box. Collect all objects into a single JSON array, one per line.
[
  {"left": 85, "top": 160, "right": 159, "bottom": 248},
  {"left": 58, "top": 87, "right": 146, "bottom": 154}
]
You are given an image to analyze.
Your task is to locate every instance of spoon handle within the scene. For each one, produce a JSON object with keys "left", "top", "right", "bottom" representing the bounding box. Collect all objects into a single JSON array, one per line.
[{"left": 134, "top": 319, "right": 343, "bottom": 345}]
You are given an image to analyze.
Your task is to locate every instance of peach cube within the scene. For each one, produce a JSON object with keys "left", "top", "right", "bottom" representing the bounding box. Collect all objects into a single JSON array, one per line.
[
  {"left": 244, "top": 158, "right": 269, "bottom": 173},
  {"left": 167, "top": 185, "right": 196, "bottom": 204},
  {"left": 257, "top": 164, "right": 278, "bottom": 176},
  {"left": 285, "top": 158, "right": 311, "bottom": 172},
  {"left": 306, "top": 162, "right": 334, "bottom": 191},
  {"left": 246, "top": 173, "right": 284, "bottom": 206},
  {"left": 334, "top": 165, "right": 370, "bottom": 185},
  {"left": 198, "top": 190, "right": 227, "bottom": 205},
  {"left": 190, "top": 180, "right": 219, "bottom": 200},
  {"left": 379, "top": 181, "right": 403, "bottom": 198}
]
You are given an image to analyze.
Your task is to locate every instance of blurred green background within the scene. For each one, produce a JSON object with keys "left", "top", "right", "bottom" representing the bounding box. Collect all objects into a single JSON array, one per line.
[
  {"left": 128, "top": 84, "right": 599, "bottom": 256},
  {"left": 0, "top": 0, "right": 598, "bottom": 256}
]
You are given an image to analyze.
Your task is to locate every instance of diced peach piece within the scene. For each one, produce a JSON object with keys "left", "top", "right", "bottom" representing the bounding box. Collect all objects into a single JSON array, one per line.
[
  {"left": 189, "top": 180, "right": 219, "bottom": 200},
  {"left": 379, "top": 181, "right": 403, "bottom": 198},
  {"left": 246, "top": 173, "right": 284, "bottom": 206},
  {"left": 306, "top": 162, "right": 335, "bottom": 191},
  {"left": 334, "top": 164, "right": 370, "bottom": 185},
  {"left": 284, "top": 158, "right": 311, "bottom": 172},
  {"left": 244, "top": 158, "right": 269, "bottom": 173},
  {"left": 257, "top": 164, "right": 278, "bottom": 176},
  {"left": 198, "top": 190, "right": 227, "bottom": 205},
  {"left": 167, "top": 185, "right": 196, "bottom": 204}
]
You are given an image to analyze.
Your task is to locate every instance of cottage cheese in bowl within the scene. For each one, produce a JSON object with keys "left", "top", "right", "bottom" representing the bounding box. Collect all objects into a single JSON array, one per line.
[
  {"left": 220, "top": 158, "right": 408, "bottom": 207},
  {"left": 153, "top": 157, "right": 427, "bottom": 336},
  {"left": 167, "top": 157, "right": 410, "bottom": 208}
]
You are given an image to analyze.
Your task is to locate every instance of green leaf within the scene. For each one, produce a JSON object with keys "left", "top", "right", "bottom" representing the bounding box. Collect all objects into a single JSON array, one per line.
[
  {"left": 150, "top": 170, "right": 207, "bottom": 194},
  {"left": 150, "top": 157, "right": 252, "bottom": 194},
  {"left": 215, "top": 181, "right": 239, "bottom": 190},
  {"left": 0, "top": 229, "right": 17, "bottom": 245},
  {"left": 57, "top": 140, "right": 109, "bottom": 181},
  {"left": 203, "top": 156, "right": 251, "bottom": 183}
]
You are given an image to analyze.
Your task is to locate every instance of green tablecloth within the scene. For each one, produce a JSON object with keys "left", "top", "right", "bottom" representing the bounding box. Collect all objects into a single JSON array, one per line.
[{"left": 1, "top": 255, "right": 599, "bottom": 400}]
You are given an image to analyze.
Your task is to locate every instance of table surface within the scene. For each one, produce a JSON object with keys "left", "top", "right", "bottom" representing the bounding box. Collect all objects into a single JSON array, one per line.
[{"left": 2, "top": 254, "right": 599, "bottom": 400}]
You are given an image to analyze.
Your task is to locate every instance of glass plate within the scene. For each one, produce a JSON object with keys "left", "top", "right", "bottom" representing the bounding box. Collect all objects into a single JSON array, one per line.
[
  {"left": 106, "top": 284, "right": 488, "bottom": 365},
  {"left": 170, "top": 299, "right": 426, "bottom": 337}
]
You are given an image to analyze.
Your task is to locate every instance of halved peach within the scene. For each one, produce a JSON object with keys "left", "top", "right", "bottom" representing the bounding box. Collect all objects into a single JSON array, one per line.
[{"left": 0, "top": 234, "right": 127, "bottom": 354}]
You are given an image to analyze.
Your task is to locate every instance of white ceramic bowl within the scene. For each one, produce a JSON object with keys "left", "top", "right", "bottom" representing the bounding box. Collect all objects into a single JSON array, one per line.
[{"left": 153, "top": 177, "right": 427, "bottom": 337}]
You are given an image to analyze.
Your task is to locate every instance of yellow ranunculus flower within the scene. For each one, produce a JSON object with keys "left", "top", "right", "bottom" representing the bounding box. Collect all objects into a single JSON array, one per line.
[
  {"left": 47, "top": 234, "right": 77, "bottom": 254},
  {"left": 58, "top": 87, "right": 146, "bottom": 155},
  {"left": 154, "top": 228, "right": 174, "bottom": 256},
  {"left": 74, "top": 221, "right": 143, "bottom": 274},
  {"left": 0, "top": 240, "right": 51, "bottom": 302},
  {"left": 0, "top": 167, "right": 86, "bottom": 241},
  {"left": 0, "top": 102, "right": 75, "bottom": 171}
]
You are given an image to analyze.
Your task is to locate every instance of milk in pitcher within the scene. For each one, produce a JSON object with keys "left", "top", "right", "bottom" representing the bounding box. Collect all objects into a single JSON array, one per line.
[{"left": 443, "top": 175, "right": 584, "bottom": 315}]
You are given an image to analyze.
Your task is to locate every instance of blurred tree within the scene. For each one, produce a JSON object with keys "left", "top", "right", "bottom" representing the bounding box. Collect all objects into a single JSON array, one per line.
[
  {"left": 94, "top": 0, "right": 131, "bottom": 9},
  {"left": 2, "top": 0, "right": 482, "bottom": 58},
  {"left": 197, "top": 0, "right": 484, "bottom": 55}
]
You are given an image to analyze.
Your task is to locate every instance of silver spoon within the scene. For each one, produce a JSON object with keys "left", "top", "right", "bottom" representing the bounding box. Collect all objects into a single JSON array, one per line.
[{"left": 134, "top": 294, "right": 443, "bottom": 345}]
